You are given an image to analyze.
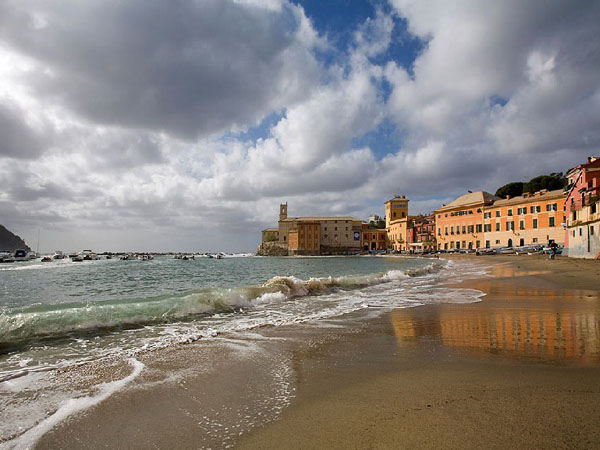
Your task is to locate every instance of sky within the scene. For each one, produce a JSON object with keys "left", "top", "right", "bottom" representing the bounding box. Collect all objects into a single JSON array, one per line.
[{"left": 1, "top": 0, "right": 599, "bottom": 252}]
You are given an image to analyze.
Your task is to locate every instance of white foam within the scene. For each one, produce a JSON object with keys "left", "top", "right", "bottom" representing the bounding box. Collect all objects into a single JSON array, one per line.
[{"left": 1, "top": 358, "right": 144, "bottom": 450}]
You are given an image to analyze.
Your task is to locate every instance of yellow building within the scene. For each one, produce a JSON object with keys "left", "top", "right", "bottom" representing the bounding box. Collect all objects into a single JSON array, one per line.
[
  {"left": 484, "top": 189, "right": 565, "bottom": 248},
  {"left": 385, "top": 196, "right": 409, "bottom": 251},
  {"left": 434, "top": 191, "right": 498, "bottom": 251}
]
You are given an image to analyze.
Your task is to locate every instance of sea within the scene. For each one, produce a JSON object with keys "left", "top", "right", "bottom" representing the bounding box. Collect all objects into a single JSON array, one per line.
[{"left": 0, "top": 255, "right": 486, "bottom": 449}]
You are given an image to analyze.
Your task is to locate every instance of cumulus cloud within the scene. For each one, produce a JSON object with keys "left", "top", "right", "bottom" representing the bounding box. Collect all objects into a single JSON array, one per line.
[{"left": 0, "top": 0, "right": 321, "bottom": 140}]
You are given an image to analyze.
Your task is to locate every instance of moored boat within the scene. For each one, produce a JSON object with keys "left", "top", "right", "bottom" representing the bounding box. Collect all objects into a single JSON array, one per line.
[
  {"left": 13, "top": 249, "right": 33, "bottom": 261},
  {"left": 0, "top": 251, "right": 15, "bottom": 263}
]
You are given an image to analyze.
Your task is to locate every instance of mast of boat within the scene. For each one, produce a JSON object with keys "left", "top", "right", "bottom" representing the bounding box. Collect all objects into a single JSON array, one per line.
[{"left": 36, "top": 228, "right": 40, "bottom": 255}]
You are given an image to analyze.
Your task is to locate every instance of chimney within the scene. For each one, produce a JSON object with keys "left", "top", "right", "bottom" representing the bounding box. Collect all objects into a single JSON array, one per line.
[
  {"left": 523, "top": 192, "right": 529, "bottom": 198},
  {"left": 506, "top": 195, "right": 511, "bottom": 200},
  {"left": 588, "top": 156, "right": 597, "bottom": 163}
]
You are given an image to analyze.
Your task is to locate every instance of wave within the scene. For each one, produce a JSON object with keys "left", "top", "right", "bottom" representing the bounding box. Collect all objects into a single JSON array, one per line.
[{"left": 0, "top": 262, "right": 444, "bottom": 350}]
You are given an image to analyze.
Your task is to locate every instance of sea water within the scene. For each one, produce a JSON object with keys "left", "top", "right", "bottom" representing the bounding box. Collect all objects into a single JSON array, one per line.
[{"left": 0, "top": 255, "right": 486, "bottom": 447}]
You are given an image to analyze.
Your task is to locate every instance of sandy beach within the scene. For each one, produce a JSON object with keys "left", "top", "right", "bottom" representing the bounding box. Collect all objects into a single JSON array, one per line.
[{"left": 33, "top": 255, "right": 600, "bottom": 450}]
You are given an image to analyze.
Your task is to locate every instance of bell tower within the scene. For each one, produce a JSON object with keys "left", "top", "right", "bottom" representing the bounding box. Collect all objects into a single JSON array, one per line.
[{"left": 279, "top": 202, "right": 288, "bottom": 221}]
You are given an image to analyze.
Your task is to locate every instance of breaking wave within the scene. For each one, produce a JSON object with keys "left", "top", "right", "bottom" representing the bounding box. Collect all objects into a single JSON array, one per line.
[{"left": 0, "top": 263, "right": 444, "bottom": 351}]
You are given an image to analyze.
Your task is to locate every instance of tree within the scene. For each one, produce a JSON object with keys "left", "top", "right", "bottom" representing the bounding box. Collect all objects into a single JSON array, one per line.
[
  {"left": 495, "top": 172, "right": 567, "bottom": 198},
  {"left": 523, "top": 173, "right": 566, "bottom": 193},
  {"left": 495, "top": 182, "right": 524, "bottom": 198}
]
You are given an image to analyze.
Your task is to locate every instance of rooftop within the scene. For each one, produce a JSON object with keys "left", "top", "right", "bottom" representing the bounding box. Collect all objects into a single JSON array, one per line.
[
  {"left": 436, "top": 191, "right": 499, "bottom": 212},
  {"left": 490, "top": 189, "right": 564, "bottom": 207},
  {"left": 281, "top": 216, "right": 363, "bottom": 222}
]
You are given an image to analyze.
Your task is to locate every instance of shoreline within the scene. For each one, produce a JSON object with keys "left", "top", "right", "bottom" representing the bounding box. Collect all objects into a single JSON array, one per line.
[{"left": 29, "top": 255, "right": 600, "bottom": 449}]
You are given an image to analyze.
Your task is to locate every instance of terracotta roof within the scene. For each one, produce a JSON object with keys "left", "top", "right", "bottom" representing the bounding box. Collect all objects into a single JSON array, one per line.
[
  {"left": 436, "top": 191, "right": 499, "bottom": 212},
  {"left": 490, "top": 189, "right": 564, "bottom": 207},
  {"left": 261, "top": 228, "right": 279, "bottom": 232}
]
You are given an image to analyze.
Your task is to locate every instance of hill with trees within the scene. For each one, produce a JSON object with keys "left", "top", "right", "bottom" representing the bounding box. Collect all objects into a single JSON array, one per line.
[
  {"left": 0, "top": 225, "right": 31, "bottom": 252},
  {"left": 495, "top": 173, "right": 567, "bottom": 198}
]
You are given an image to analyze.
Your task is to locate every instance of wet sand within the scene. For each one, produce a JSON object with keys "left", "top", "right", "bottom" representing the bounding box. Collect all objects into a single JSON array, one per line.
[{"left": 34, "top": 255, "right": 600, "bottom": 450}]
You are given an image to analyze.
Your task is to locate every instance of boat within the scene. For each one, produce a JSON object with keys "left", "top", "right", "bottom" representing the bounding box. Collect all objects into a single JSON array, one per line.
[
  {"left": 71, "top": 254, "right": 84, "bottom": 262},
  {"left": 81, "top": 250, "right": 98, "bottom": 261},
  {"left": 0, "top": 251, "right": 15, "bottom": 263},
  {"left": 52, "top": 251, "right": 66, "bottom": 260},
  {"left": 120, "top": 253, "right": 135, "bottom": 260},
  {"left": 13, "top": 249, "right": 33, "bottom": 261},
  {"left": 41, "top": 256, "right": 52, "bottom": 262}
]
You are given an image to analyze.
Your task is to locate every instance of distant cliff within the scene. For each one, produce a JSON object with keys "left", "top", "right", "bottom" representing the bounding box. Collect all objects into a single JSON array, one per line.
[{"left": 0, "top": 225, "right": 31, "bottom": 252}]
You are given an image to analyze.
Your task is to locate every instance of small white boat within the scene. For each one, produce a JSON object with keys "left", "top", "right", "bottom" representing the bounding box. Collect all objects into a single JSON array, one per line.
[
  {"left": 0, "top": 251, "right": 15, "bottom": 263},
  {"left": 52, "top": 251, "right": 66, "bottom": 260},
  {"left": 81, "top": 250, "right": 98, "bottom": 261}
]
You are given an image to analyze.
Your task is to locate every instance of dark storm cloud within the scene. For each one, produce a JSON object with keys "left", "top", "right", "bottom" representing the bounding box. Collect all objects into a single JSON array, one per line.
[
  {"left": 0, "top": 0, "right": 318, "bottom": 140},
  {"left": 0, "top": 102, "right": 46, "bottom": 159}
]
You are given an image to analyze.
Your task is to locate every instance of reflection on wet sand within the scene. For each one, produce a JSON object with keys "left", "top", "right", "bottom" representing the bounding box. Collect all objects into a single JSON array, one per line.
[{"left": 390, "top": 280, "right": 600, "bottom": 364}]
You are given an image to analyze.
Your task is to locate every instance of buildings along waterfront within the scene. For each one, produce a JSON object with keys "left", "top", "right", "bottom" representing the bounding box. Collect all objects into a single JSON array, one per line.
[{"left": 259, "top": 156, "right": 600, "bottom": 259}]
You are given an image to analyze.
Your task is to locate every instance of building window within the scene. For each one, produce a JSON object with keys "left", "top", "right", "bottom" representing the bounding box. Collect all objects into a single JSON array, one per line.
[
  {"left": 508, "top": 209, "right": 513, "bottom": 216},
  {"left": 549, "top": 217, "right": 555, "bottom": 227},
  {"left": 496, "top": 223, "right": 500, "bottom": 231},
  {"left": 495, "top": 240, "right": 500, "bottom": 244},
  {"left": 334, "top": 227, "right": 337, "bottom": 231},
  {"left": 579, "top": 228, "right": 582, "bottom": 236},
  {"left": 445, "top": 227, "right": 448, "bottom": 235},
  {"left": 496, "top": 210, "right": 500, "bottom": 217},
  {"left": 591, "top": 226, "right": 595, "bottom": 235},
  {"left": 476, "top": 224, "right": 482, "bottom": 233},
  {"left": 462, "top": 226, "right": 467, "bottom": 233},
  {"left": 444, "top": 243, "right": 448, "bottom": 250},
  {"left": 519, "top": 220, "right": 525, "bottom": 230},
  {"left": 533, "top": 219, "right": 538, "bottom": 229},
  {"left": 468, "top": 225, "right": 474, "bottom": 233}
]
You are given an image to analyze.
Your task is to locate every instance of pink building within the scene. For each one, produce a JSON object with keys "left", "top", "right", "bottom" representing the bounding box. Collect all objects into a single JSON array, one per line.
[
  {"left": 407, "top": 214, "right": 436, "bottom": 253},
  {"left": 564, "top": 157, "right": 600, "bottom": 250}
]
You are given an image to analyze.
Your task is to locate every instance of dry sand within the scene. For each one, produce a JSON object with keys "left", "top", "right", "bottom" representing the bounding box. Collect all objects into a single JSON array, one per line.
[{"left": 34, "top": 255, "right": 600, "bottom": 450}]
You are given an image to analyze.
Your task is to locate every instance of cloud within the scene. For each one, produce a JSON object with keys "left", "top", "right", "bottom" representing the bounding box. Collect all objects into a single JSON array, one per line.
[
  {"left": 0, "top": 100, "right": 48, "bottom": 159},
  {"left": 0, "top": 0, "right": 321, "bottom": 140}
]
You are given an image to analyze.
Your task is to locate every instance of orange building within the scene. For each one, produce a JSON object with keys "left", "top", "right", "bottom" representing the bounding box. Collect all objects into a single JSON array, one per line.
[
  {"left": 361, "top": 225, "right": 388, "bottom": 251},
  {"left": 287, "top": 221, "right": 321, "bottom": 255},
  {"left": 484, "top": 189, "right": 565, "bottom": 248},
  {"left": 434, "top": 191, "right": 498, "bottom": 251}
]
